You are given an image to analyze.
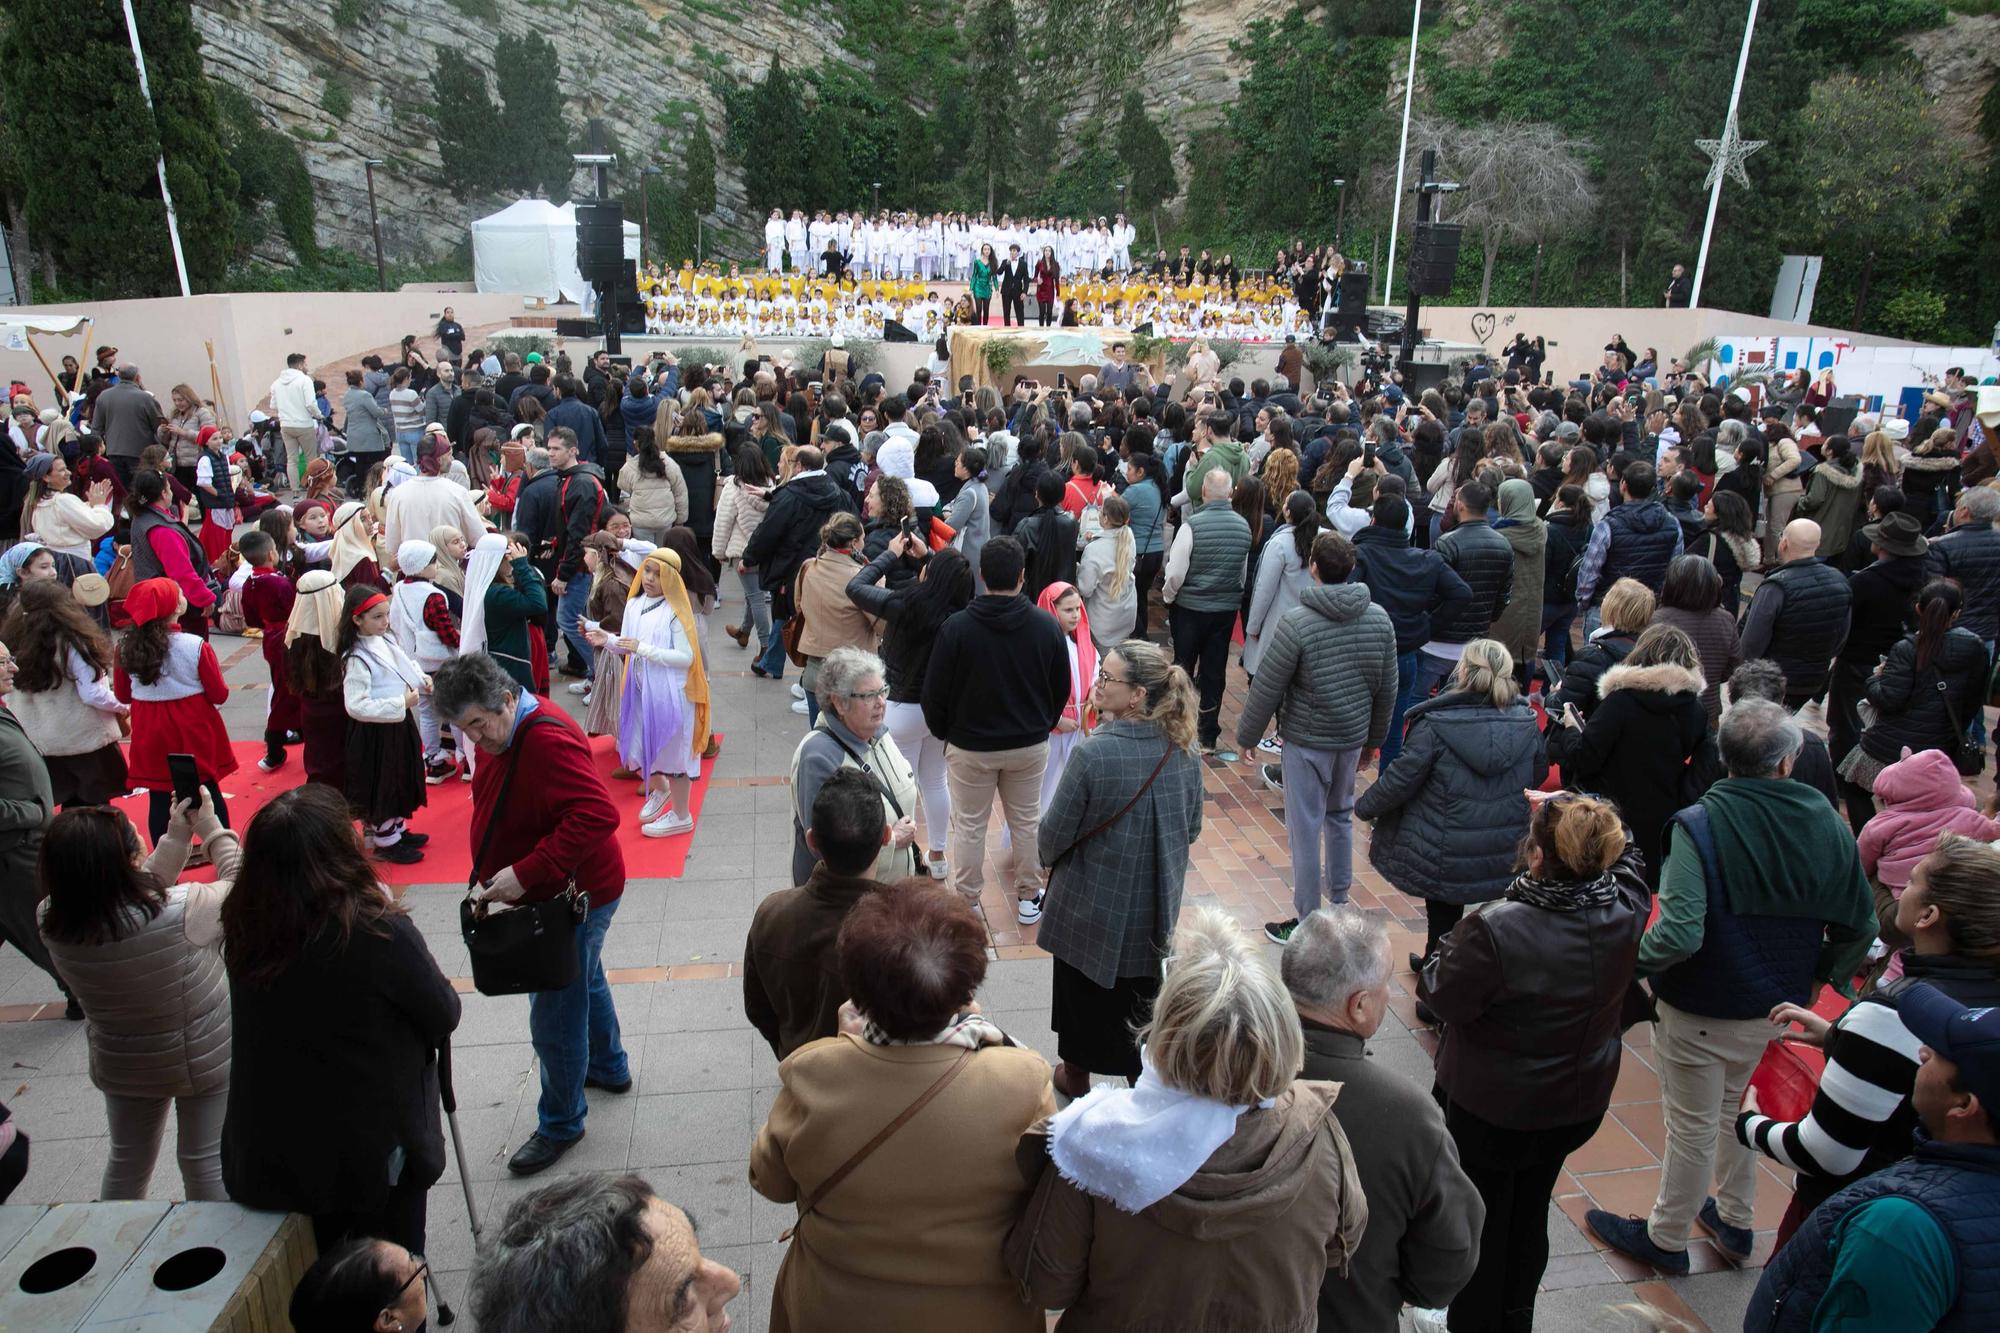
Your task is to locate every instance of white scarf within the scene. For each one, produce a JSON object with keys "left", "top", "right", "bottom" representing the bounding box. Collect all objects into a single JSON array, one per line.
[
  {"left": 458, "top": 533, "right": 508, "bottom": 659},
  {"left": 1047, "top": 1054, "right": 1275, "bottom": 1215}
]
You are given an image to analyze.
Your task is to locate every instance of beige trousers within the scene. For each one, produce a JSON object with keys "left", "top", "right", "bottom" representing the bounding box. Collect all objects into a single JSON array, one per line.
[
  {"left": 1646, "top": 999, "right": 1772, "bottom": 1250},
  {"left": 943, "top": 740, "right": 1048, "bottom": 901}
]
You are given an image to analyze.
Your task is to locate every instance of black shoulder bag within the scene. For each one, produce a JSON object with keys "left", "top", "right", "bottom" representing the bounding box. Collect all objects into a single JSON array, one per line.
[
  {"left": 821, "top": 728, "right": 917, "bottom": 877},
  {"left": 459, "top": 713, "right": 588, "bottom": 995},
  {"left": 1933, "top": 668, "right": 1987, "bottom": 777}
]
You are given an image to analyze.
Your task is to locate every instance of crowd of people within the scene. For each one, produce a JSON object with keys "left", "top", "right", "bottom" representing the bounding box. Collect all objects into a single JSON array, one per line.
[{"left": 3, "top": 321, "right": 2000, "bottom": 1332}]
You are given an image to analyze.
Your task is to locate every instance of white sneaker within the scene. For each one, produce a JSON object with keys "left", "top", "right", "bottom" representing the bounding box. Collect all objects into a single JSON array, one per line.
[
  {"left": 790, "top": 698, "right": 809, "bottom": 715},
  {"left": 642, "top": 810, "right": 695, "bottom": 838},
  {"left": 638, "top": 789, "right": 671, "bottom": 824},
  {"left": 1256, "top": 735, "right": 1283, "bottom": 756},
  {"left": 567, "top": 680, "right": 592, "bottom": 697},
  {"left": 1015, "top": 892, "right": 1045, "bottom": 925},
  {"left": 790, "top": 682, "right": 805, "bottom": 700},
  {"left": 926, "top": 855, "right": 948, "bottom": 880}
]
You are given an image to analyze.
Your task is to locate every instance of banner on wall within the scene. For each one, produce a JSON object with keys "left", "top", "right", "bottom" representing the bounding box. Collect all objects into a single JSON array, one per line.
[{"left": 1711, "top": 334, "right": 1999, "bottom": 416}]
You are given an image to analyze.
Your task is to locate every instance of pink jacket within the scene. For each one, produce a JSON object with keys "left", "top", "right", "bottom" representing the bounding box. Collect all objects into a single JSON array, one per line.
[{"left": 1858, "top": 748, "right": 2000, "bottom": 889}]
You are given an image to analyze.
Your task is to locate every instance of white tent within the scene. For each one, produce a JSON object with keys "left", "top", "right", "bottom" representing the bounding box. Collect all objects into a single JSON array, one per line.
[{"left": 470, "top": 199, "right": 639, "bottom": 303}]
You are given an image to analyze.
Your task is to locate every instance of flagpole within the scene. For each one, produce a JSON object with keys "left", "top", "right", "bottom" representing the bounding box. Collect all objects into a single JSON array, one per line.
[
  {"left": 120, "top": 0, "right": 192, "bottom": 297},
  {"left": 1380, "top": 0, "right": 1424, "bottom": 308},
  {"left": 1689, "top": 0, "right": 1760, "bottom": 311}
]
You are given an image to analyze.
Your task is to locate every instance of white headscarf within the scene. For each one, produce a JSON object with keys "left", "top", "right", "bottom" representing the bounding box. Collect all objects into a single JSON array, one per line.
[
  {"left": 384, "top": 456, "right": 420, "bottom": 489},
  {"left": 458, "top": 532, "right": 509, "bottom": 659},
  {"left": 327, "top": 501, "right": 379, "bottom": 581},
  {"left": 284, "top": 569, "right": 346, "bottom": 654},
  {"left": 395, "top": 539, "right": 438, "bottom": 578}
]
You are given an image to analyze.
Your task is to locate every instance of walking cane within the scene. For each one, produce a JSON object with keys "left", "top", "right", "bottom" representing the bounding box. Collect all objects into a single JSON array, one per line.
[{"left": 440, "top": 1038, "right": 483, "bottom": 1239}]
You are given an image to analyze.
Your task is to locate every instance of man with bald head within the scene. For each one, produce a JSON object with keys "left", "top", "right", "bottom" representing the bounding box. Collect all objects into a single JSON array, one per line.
[{"left": 1740, "top": 518, "right": 1852, "bottom": 709}]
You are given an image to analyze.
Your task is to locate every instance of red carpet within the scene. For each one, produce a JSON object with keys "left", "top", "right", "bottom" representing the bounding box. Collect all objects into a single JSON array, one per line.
[{"left": 113, "top": 734, "right": 719, "bottom": 887}]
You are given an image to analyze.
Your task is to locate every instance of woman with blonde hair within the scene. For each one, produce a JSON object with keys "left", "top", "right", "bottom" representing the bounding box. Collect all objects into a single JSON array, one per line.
[
  {"left": 164, "top": 384, "right": 215, "bottom": 490},
  {"left": 1260, "top": 446, "right": 1299, "bottom": 509},
  {"left": 425, "top": 524, "right": 468, "bottom": 598},
  {"left": 585, "top": 546, "right": 709, "bottom": 838},
  {"left": 1548, "top": 576, "right": 1656, "bottom": 720},
  {"left": 1357, "top": 638, "right": 1547, "bottom": 971},
  {"left": 1421, "top": 793, "right": 1646, "bottom": 1329},
  {"left": 1007, "top": 907, "right": 1366, "bottom": 1326},
  {"left": 1035, "top": 639, "right": 1206, "bottom": 1093},
  {"left": 1075, "top": 492, "right": 1136, "bottom": 650}
]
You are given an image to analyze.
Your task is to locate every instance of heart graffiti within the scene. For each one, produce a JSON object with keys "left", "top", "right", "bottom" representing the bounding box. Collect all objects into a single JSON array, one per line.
[{"left": 1470, "top": 311, "right": 1496, "bottom": 344}]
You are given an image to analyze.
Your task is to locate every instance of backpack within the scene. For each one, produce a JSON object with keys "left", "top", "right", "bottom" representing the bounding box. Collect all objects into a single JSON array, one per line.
[{"left": 1069, "top": 477, "right": 1106, "bottom": 552}]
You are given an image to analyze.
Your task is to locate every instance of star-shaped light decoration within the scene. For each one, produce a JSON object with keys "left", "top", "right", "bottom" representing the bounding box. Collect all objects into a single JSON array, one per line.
[{"left": 1696, "top": 111, "right": 1767, "bottom": 191}]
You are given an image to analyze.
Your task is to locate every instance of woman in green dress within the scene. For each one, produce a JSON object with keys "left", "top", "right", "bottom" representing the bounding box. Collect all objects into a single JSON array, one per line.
[{"left": 970, "top": 243, "right": 997, "bottom": 325}]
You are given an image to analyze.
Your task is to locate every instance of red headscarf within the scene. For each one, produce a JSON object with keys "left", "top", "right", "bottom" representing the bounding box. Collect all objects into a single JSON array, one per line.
[
  {"left": 195, "top": 424, "right": 221, "bottom": 450},
  {"left": 124, "top": 577, "right": 183, "bottom": 626},
  {"left": 1036, "top": 581, "right": 1096, "bottom": 729}
]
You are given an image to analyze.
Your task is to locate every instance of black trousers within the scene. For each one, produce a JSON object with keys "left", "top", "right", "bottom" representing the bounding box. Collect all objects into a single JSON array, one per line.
[
  {"left": 1424, "top": 899, "right": 1464, "bottom": 959},
  {"left": 1036, "top": 297, "right": 1055, "bottom": 326},
  {"left": 1442, "top": 1099, "right": 1603, "bottom": 1333},
  {"left": 1001, "top": 291, "right": 1025, "bottom": 325},
  {"left": 312, "top": 1174, "right": 430, "bottom": 1256},
  {"left": 1169, "top": 604, "right": 1235, "bottom": 747},
  {"left": 1132, "top": 551, "right": 1165, "bottom": 639},
  {"left": 972, "top": 296, "right": 991, "bottom": 324}
]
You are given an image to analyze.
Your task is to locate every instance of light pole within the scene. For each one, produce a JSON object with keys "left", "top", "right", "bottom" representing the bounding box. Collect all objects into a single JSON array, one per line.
[
  {"left": 362, "top": 159, "right": 387, "bottom": 292},
  {"left": 640, "top": 165, "right": 662, "bottom": 264},
  {"left": 1333, "top": 178, "right": 1347, "bottom": 251},
  {"left": 1689, "top": 0, "right": 1763, "bottom": 311},
  {"left": 1381, "top": 0, "right": 1425, "bottom": 307}
]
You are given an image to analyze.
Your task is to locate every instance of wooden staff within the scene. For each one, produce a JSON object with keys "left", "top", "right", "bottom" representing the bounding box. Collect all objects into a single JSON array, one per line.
[
  {"left": 23, "top": 333, "right": 64, "bottom": 404},
  {"left": 204, "top": 339, "right": 228, "bottom": 432},
  {"left": 70, "top": 320, "right": 93, "bottom": 399}
]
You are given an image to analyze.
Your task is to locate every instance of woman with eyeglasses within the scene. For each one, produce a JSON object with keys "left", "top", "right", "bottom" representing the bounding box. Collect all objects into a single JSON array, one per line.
[
  {"left": 787, "top": 644, "right": 919, "bottom": 886},
  {"left": 289, "top": 1237, "right": 429, "bottom": 1333},
  {"left": 1034, "top": 639, "right": 1205, "bottom": 1097}
]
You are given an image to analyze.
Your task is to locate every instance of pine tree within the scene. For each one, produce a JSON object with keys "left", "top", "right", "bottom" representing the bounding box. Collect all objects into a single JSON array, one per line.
[
  {"left": 432, "top": 48, "right": 501, "bottom": 197},
  {"left": 737, "top": 57, "right": 810, "bottom": 213},
  {"left": 963, "top": 0, "right": 1020, "bottom": 214},
  {"left": 494, "top": 31, "right": 574, "bottom": 200},
  {"left": 1116, "top": 91, "right": 1176, "bottom": 250},
  {"left": 0, "top": 0, "right": 237, "bottom": 296},
  {"left": 684, "top": 111, "right": 717, "bottom": 220}
]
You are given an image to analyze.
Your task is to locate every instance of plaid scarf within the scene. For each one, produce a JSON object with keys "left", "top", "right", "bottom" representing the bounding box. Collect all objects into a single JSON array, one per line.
[{"left": 860, "top": 1011, "right": 1008, "bottom": 1050}]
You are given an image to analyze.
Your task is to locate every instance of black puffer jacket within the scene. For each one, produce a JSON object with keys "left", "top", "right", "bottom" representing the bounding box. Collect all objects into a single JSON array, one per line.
[
  {"left": 742, "top": 471, "right": 858, "bottom": 616},
  {"left": 1924, "top": 521, "right": 2000, "bottom": 642},
  {"left": 1355, "top": 691, "right": 1548, "bottom": 906},
  {"left": 1352, "top": 525, "right": 1472, "bottom": 654},
  {"left": 1420, "top": 849, "right": 1648, "bottom": 1132},
  {"left": 1542, "top": 509, "right": 1592, "bottom": 609},
  {"left": 1432, "top": 520, "right": 1513, "bottom": 643},
  {"left": 1859, "top": 626, "right": 1990, "bottom": 765},
  {"left": 1597, "top": 497, "right": 1682, "bottom": 596},
  {"left": 1547, "top": 628, "right": 1639, "bottom": 720}
]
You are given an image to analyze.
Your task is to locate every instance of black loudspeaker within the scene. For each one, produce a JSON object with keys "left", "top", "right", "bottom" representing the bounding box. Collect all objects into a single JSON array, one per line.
[
  {"left": 1408, "top": 222, "right": 1464, "bottom": 298},
  {"left": 556, "top": 317, "right": 601, "bottom": 337},
  {"left": 1820, "top": 397, "right": 1861, "bottom": 438},
  {"left": 1331, "top": 270, "right": 1371, "bottom": 339},
  {"left": 882, "top": 319, "right": 918, "bottom": 344},
  {"left": 574, "top": 201, "right": 626, "bottom": 283}
]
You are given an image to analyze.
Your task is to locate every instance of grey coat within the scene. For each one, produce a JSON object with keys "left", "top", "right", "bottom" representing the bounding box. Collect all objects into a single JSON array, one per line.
[
  {"left": 341, "top": 386, "right": 392, "bottom": 454},
  {"left": 1240, "top": 523, "right": 1314, "bottom": 676},
  {"left": 1035, "top": 718, "right": 1204, "bottom": 988},
  {"left": 1235, "top": 583, "right": 1399, "bottom": 754},
  {"left": 0, "top": 707, "right": 59, "bottom": 986},
  {"left": 1354, "top": 691, "right": 1547, "bottom": 905}
]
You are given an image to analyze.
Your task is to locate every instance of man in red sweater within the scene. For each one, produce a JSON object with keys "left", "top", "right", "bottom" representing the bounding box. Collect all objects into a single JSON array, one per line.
[{"left": 433, "top": 653, "right": 630, "bottom": 1176}]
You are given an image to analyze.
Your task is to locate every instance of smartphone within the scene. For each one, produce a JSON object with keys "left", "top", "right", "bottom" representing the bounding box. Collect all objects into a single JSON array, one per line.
[
  {"left": 1056, "top": 373, "right": 1068, "bottom": 389},
  {"left": 1363, "top": 442, "right": 1376, "bottom": 468},
  {"left": 167, "top": 752, "right": 201, "bottom": 806}
]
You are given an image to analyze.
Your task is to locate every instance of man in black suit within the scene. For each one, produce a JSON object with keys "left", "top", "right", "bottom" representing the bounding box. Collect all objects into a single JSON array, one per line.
[
  {"left": 999, "top": 245, "right": 1030, "bottom": 326},
  {"left": 1664, "top": 263, "right": 1692, "bottom": 308}
]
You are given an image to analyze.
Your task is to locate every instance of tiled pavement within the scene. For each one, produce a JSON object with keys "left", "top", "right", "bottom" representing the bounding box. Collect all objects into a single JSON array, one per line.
[{"left": 0, "top": 594, "right": 1780, "bottom": 1330}]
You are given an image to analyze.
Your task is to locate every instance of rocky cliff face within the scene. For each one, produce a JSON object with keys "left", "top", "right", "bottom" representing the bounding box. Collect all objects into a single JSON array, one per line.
[{"left": 192, "top": 0, "right": 1284, "bottom": 270}]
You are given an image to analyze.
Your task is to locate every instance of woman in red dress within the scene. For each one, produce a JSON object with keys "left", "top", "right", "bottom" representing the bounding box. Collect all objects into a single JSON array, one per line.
[
  {"left": 1034, "top": 246, "right": 1059, "bottom": 328},
  {"left": 113, "top": 577, "right": 236, "bottom": 847}
]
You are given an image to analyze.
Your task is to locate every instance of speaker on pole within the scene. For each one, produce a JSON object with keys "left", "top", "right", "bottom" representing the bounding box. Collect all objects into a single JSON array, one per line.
[
  {"left": 574, "top": 201, "right": 626, "bottom": 284},
  {"left": 1330, "top": 269, "right": 1370, "bottom": 340},
  {"left": 1408, "top": 223, "right": 1463, "bottom": 298}
]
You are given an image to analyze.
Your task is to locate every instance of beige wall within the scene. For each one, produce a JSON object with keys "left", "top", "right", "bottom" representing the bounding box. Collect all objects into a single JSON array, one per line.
[{"left": 0, "top": 290, "right": 529, "bottom": 425}]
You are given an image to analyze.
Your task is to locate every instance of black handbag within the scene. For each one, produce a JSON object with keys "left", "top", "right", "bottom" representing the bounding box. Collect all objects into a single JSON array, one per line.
[
  {"left": 1934, "top": 672, "right": 1988, "bottom": 778},
  {"left": 459, "top": 714, "right": 588, "bottom": 995}
]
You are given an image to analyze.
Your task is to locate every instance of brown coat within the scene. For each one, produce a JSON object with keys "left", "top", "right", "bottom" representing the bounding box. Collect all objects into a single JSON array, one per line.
[
  {"left": 1004, "top": 1083, "right": 1368, "bottom": 1332},
  {"left": 751, "top": 1035, "right": 1058, "bottom": 1333},
  {"left": 795, "top": 547, "right": 880, "bottom": 658},
  {"left": 741, "top": 867, "right": 891, "bottom": 1059}
]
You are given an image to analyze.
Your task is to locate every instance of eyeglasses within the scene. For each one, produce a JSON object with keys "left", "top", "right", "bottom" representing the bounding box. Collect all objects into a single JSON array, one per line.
[
  {"left": 843, "top": 686, "right": 889, "bottom": 702},
  {"left": 1094, "top": 667, "right": 1130, "bottom": 686},
  {"left": 386, "top": 1252, "right": 430, "bottom": 1310}
]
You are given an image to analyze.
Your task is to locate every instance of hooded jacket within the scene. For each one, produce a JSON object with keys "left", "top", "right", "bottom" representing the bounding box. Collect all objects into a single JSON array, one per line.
[
  {"left": 663, "top": 431, "right": 725, "bottom": 551},
  {"left": 920, "top": 592, "right": 1070, "bottom": 751},
  {"left": 1351, "top": 525, "right": 1472, "bottom": 655},
  {"left": 1858, "top": 748, "right": 2000, "bottom": 890},
  {"left": 551, "top": 461, "right": 610, "bottom": 580},
  {"left": 1004, "top": 1084, "right": 1369, "bottom": 1333},
  {"left": 742, "top": 470, "right": 857, "bottom": 613},
  {"left": 1545, "top": 660, "right": 1709, "bottom": 890},
  {"left": 1234, "top": 583, "right": 1398, "bottom": 754},
  {"left": 1355, "top": 692, "right": 1548, "bottom": 905},
  {"left": 1796, "top": 456, "right": 1863, "bottom": 560},
  {"left": 1183, "top": 436, "right": 1249, "bottom": 509}
]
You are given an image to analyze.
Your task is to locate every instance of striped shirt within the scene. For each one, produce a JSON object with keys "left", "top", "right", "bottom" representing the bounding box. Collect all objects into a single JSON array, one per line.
[{"left": 1735, "top": 998, "right": 1921, "bottom": 1178}]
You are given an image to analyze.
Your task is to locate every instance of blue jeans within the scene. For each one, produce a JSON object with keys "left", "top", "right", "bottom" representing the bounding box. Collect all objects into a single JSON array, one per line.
[
  {"left": 756, "top": 615, "right": 789, "bottom": 679},
  {"left": 528, "top": 897, "right": 629, "bottom": 1141},
  {"left": 395, "top": 429, "right": 421, "bottom": 464},
  {"left": 557, "top": 575, "right": 594, "bottom": 676},
  {"left": 1282, "top": 742, "right": 1360, "bottom": 918},
  {"left": 1541, "top": 604, "right": 1576, "bottom": 669},
  {"left": 1379, "top": 651, "right": 1420, "bottom": 771}
]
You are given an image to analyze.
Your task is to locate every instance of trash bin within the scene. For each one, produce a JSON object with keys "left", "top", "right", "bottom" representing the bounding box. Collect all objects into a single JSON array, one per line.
[{"left": 0, "top": 1200, "right": 171, "bottom": 1330}]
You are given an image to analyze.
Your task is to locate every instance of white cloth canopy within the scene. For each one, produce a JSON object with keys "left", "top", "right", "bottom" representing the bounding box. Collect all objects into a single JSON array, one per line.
[
  {"left": 470, "top": 199, "right": 638, "bottom": 303},
  {"left": 0, "top": 315, "right": 91, "bottom": 351}
]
